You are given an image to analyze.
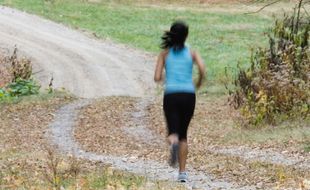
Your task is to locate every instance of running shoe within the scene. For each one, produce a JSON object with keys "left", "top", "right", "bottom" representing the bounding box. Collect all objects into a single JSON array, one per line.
[
  {"left": 169, "top": 143, "right": 179, "bottom": 167},
  {"left": 178, "top": 172, "right": 188, "bottom": 183}
]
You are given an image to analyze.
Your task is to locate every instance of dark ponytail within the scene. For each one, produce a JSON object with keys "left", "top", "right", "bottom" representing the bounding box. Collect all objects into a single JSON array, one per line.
[
  {"left": 161, "top": 21, "right": 188, "bottom": 51},
  {"left": 161, "top": 31, "right": 174, "bottom": 50}
]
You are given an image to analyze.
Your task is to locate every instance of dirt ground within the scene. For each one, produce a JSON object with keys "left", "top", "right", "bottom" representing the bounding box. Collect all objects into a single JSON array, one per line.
[
  {"left": 74, "top": 96, "right": 310, "bottom": 189},
  {"left": 0, "top": 95, "right": 73, "bottom": 188}
]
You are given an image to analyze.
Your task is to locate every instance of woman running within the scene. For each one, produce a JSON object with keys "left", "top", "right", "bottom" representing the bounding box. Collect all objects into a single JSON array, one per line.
[{"left": 154, "top": 21, "right": 205, "bottom": 182}]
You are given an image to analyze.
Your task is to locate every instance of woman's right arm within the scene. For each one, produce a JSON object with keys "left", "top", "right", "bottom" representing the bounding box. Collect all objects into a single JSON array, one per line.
[
  {"left": 154, "top": 50, "right": 168, "bottom": 82},
  {"left": 192, "top": 50, "right": 205, "bottom": 89}
]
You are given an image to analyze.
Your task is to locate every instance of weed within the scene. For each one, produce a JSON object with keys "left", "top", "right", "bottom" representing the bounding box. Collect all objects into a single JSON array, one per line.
[
  {"left": 43, "top": 148, "right": 63, "bottom": 190},
  {"left": 67, "top": 155, "right": 82, "bottom": 186},
  {"left": 9, "top": 47, "right": 32, "bottom": 82},
  {"left": 6, "top": 78, "right": 40, "bottom": 96},
  {"left": 42, "top": 148, "right": 84, "bottom": 189},
  {"left": 0, "top": 48, "right": 41, "bottom": 102}
]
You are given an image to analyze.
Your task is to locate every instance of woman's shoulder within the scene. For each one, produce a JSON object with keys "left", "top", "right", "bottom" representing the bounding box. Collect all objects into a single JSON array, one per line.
[
  {"left": 186, "top": 46, "right": 196, "bottom": 57},
  {"left": 187, "top": 47, "right": 201, "bottom": 61},
  {"left": 185, "top": 44, "right": 195, "bottom": 54},
  {"left": 159, "top": 49, "right": 169, "bottom": 57}
]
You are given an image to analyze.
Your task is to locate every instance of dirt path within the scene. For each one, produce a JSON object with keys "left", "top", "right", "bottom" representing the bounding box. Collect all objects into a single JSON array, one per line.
[
  {"left": 50, "top": 98, "right": 309, "bottom": 189},
  {"left": 0, "top": 6, "right": 155, "bottom": 98},
  {"left": 122, "top": 98, "right": 165, "bottom": 145}
]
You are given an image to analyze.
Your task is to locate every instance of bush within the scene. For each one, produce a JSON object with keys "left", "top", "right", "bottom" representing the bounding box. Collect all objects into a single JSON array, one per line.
[
  {"left": 0, "top": 48, "right": 40, "bottom": 101},
  {"left": 9, "top": 47, "right": 33, "bottom": 81},
  {"left": 229, "top": 0, "right": 309, "bottom": 126}
]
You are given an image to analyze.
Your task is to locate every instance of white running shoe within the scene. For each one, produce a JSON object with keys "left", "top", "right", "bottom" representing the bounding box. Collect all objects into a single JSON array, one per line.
[{"left": 178, "top": 172, "right": 188, "bottom": 183}]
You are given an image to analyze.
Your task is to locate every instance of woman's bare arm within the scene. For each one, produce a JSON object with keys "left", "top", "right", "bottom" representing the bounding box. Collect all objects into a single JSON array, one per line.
[
  {"left": 192, "top": 50, "right": 206, "bottom": 89},
  {"left": 154, "top": 50, "right": 168, "bottom": 82}
]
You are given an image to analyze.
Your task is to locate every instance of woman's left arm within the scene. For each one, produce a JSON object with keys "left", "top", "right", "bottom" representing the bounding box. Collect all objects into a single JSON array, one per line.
[
  {"left": 192, "top": 50, "right": 206, "bottom": 89},
  {"left": 154, "top": 50, "right": 167, "bottom": 82}
]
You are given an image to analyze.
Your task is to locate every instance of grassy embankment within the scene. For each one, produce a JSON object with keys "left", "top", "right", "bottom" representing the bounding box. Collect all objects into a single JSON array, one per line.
[{"left": 0, "top": 0, "right": 270, "bottom": 94}]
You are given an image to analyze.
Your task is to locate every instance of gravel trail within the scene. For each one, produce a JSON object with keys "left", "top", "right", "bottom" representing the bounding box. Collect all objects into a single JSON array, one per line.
[
  {"left": 122, "top": 98, "right": 165, "bottom": 145},
  {"left": 49, "top": 100, "right": 253, "bottom": 190}
]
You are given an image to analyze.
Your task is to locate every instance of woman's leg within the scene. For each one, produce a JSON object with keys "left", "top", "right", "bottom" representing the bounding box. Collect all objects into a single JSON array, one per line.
[
  {"left": 164, "top": 93, "right": 195, "bottom": 171},
  {"left": 164, "top": 94, "right": 180, "bottom": 145},
  {"left": 178, "top": 139, "right": 188, "bottom": 172},
  {"left": 163, "top": 94, "right": 180, "bottom": 166},
  {"left": 178, "top": 93, "right": 196, "bottom": 173},
  {"left": 168, "top": 133, "right": 179, "bottom": 145}
]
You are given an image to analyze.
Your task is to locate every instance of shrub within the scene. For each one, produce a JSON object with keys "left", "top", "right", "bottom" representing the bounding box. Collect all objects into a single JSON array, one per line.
[
  {"left": 9, "top": 47, "right": 32, "bottom": 81},
  {"left": 228, "top": 0, "right": 309, "bottom": 126},
  {"left": 0, "top": 48, "right": 40, "bottom": 101}
]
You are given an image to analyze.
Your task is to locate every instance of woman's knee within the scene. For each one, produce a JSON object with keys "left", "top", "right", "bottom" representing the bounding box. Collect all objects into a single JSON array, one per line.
[{"left": 178, "top": 137, "right": 187, "bottom": 143}]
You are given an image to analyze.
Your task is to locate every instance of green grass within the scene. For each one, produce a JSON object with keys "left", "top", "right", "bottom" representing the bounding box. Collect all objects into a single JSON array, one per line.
[
  {"left": 0, "top": 0, "right": 270, "bottom": 86},
  {"left": 0, "top": 89, "right": 73, "bottom": 105},
  {"left": 222, "top": 120, "right": 310, "bottom": 148},
  {"left": 89, "top": 169, "right": 146, "bottom": 189}
]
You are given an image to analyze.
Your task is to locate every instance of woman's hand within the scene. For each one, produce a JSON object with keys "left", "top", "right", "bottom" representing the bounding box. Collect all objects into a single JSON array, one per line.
[{"left": 196, "top": 75, "right": 204, "bottom": 89}]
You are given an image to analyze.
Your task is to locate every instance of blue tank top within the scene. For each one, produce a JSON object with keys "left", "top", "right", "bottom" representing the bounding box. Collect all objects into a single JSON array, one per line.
[{"left": 165, "top": 46, "right": 195, "bottom": 94}]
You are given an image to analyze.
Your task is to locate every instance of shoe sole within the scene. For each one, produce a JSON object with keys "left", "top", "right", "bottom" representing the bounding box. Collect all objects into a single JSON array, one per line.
[{"left": 178, "top": 179, "right": 188, "bottom": 183}]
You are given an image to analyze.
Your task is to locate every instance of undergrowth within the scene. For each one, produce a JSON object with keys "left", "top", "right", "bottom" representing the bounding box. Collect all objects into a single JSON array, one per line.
[
  {"left": 0, "top": 48, "right": 44, "bottom": 102},
  {"left": 228, "top": 0, "right": 309, "bottom": 127}
]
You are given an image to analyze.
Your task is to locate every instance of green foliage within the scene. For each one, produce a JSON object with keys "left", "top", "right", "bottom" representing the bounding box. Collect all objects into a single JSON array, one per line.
[
  {"left": 229, "top": 1, "right": 310, "bottom": 127},
  {"left": 0, "top": 88, "right": 11, "bottom": 100},
  {"left": 6, "top": 78, "right": 40, "bottom": 97},
  {"left": 0, "top": 78, "right": 40, "bottom": 102}
]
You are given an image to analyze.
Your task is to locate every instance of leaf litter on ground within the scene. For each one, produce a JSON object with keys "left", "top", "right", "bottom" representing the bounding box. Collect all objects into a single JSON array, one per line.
[{"left": 75, "top": 95, "right": 310, "bottom": 189}]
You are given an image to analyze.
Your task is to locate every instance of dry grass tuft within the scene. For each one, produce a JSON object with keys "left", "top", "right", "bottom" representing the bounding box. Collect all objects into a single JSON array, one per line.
[{"left": 0, "top": 47, "right": 32, "bottom": 88}]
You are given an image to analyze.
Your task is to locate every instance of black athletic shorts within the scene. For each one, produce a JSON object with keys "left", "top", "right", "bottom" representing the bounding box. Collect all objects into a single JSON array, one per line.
[{"left": 163, "top": 92, "right": 196, "bottom": 141}]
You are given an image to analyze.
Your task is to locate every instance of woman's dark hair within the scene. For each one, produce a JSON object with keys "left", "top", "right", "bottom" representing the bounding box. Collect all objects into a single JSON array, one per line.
[{"left": 161, "top": 21, "right": 189, "bottom": 51}]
